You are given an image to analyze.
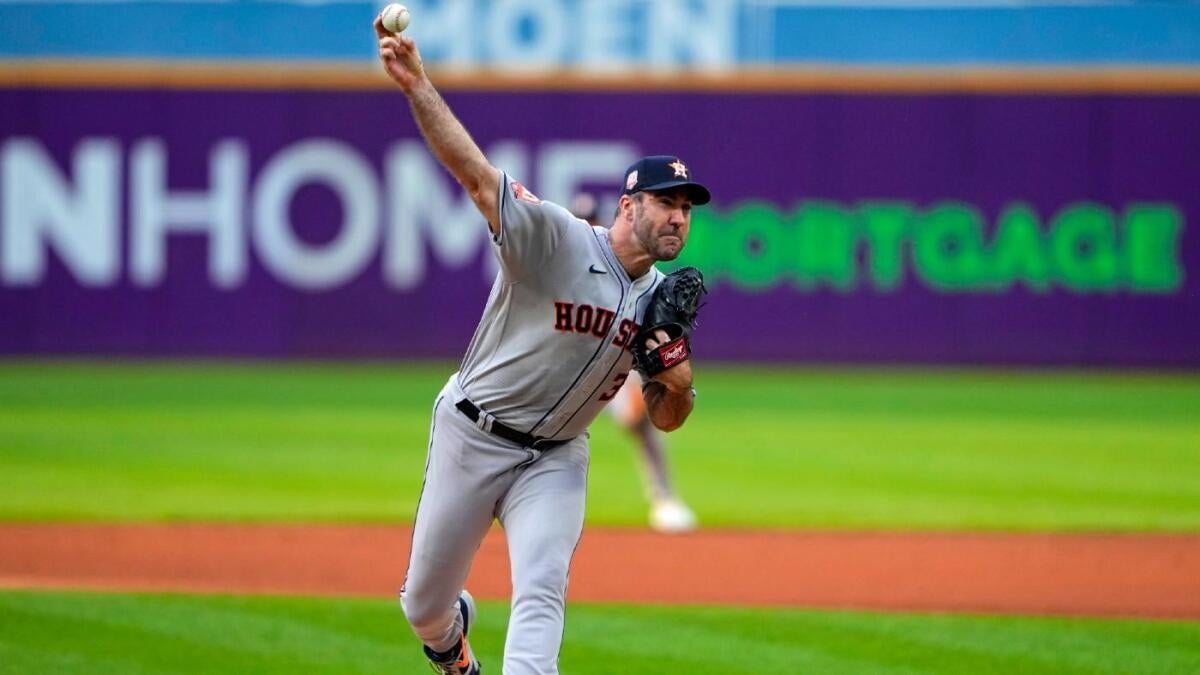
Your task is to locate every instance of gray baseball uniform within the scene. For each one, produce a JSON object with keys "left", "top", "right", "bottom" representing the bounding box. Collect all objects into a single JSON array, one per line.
[{"left": 401, "top": 171, "right": 663, "bottom": 675}]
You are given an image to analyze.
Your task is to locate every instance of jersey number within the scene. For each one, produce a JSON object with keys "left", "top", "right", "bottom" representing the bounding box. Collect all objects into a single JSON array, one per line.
[{"left": 599, "top": 373, "right": 629, "bottom": 402}]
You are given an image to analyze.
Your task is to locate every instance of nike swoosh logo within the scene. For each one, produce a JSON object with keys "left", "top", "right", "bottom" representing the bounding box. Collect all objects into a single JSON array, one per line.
[{"left": 589, "top": 264, "right": 607, "bottom": 274}]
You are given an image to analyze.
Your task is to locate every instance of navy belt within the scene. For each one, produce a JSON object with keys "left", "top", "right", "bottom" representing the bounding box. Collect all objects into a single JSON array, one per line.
[{"left": 455, "top": 399, "right": 572, "bottom": 451}]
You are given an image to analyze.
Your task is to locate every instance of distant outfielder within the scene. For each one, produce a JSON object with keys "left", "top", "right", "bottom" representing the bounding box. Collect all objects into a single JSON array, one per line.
[
  {"left": 375, "top": 14, "right": 711, "bottom": 675},
  {"left": 571, "top": 193, "right": 698, "bottom": 533}
]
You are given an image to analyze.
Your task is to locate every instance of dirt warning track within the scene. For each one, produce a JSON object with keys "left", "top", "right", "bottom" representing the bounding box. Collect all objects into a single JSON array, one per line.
[{"left": 2, "top": 525, "right": 1198, "bottom": 620}]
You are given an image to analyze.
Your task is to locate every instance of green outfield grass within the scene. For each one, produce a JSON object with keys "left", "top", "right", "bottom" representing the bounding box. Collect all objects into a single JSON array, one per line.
[
  {"left": 1, "top": 590, "right": 1197, "bottom": 675},
  {"left": 0, "top": 361, "right": 1198, "bottom": 530}
]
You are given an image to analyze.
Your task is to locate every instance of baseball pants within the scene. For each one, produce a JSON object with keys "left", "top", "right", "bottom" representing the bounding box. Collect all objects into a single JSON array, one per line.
[{"left": 401, "top": 376, "right": 589, "bottom": 675}]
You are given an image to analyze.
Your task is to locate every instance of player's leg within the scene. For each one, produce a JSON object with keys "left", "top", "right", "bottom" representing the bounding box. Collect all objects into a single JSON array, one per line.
[
  {"left": 635, "top": 414, "right": 674, "bottom": 501},
  {"left": 401, "top": 394, "right": 507, "bottom": 660},
  {"left": 640, "top": 416, "right": 698, "bottom": 532},
  {"left": 496, "top": 439, "right": 590, "bottom": 675},
  {"left": 614, "top": 372, "right": 697, "bottom": 532},
  {"left": 611, "top": 371, "right": 666, "bottom": 496}
]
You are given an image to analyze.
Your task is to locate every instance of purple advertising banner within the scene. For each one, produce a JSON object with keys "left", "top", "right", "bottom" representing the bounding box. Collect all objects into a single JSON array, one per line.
[{"left": 1, "top": 87, "right": 1198, "bottom": 366}]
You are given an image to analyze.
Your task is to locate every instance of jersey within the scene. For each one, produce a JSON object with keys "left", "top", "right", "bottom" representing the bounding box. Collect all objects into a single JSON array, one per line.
[{"left": 456, "top": 171, "right": 664, "bottom": 442}]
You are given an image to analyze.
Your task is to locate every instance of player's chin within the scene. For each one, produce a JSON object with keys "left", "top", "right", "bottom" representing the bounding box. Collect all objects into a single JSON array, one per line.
[{"left": 655, "top": 240, "right": 683, "bottom": 261}]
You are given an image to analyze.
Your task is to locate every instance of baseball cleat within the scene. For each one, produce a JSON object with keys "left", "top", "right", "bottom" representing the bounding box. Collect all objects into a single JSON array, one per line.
[
  {"left": 650, "top": 497, "right": 698, "bottom": 533},
  {"left": 424, "top": 590, "right": 481, "bottom": 674}
]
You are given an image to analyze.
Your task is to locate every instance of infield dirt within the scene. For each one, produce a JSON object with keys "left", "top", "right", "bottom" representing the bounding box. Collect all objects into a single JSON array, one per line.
[{"left": 1, "top": 525, "right": 1198, "bottom": 620}]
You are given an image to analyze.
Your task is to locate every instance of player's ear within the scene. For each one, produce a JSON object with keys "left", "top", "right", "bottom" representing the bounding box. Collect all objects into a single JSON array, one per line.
[{"left": 618, "top": 194, "right": 635, "bottom": 222}]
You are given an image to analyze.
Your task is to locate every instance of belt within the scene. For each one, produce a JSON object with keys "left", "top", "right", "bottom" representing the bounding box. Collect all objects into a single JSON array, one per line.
[{"left": 455, "top": 399, "right": 572, "bottom": 451}]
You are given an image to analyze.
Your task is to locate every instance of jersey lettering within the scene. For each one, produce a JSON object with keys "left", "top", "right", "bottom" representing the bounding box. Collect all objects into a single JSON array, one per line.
[
  {"left": 611, "top": 318, "right": 641, "bottom": 351},
  {"left": 554, "top": 302, "right": 574, "bottom": 331},
  {"left": 552, "top": 302, "right": 623, "bottom": 343},
  {"left": 574, "top": 305, "right": 594, "bottom": 334},
  {"left": 591, "top": 308, "right": 616, "bottom": 338}
]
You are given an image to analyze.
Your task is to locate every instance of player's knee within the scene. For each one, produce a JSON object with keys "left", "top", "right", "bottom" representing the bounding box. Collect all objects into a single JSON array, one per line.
[
  {"left": 400, "top": 585, "right": 455, "bottom": 636},
  {"left": 512, "top": 560, "right": 570, "bottom": 601}
]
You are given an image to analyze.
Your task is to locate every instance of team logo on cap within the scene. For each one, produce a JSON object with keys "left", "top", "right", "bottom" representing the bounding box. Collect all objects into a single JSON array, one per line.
[
  {"left": 668, "top": 160, "right": 688, "bottom": 178},
  {"left": 625, "top": 171, "right": 639, "bottom": 190}
]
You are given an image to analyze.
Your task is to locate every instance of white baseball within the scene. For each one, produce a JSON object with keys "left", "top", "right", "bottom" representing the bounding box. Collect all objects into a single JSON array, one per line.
[{"left": 381, "top": 3, "right": 411, "bottom": 34}]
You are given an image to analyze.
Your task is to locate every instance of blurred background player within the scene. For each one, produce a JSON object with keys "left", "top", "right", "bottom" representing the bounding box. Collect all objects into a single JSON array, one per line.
[{"left": 571, "top": 192, "right": 698, "bottom": 534}]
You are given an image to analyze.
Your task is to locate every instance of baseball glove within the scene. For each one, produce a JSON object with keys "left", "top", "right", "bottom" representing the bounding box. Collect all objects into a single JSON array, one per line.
[{"left": 633, "top": 266, "right": 707, "bottom": 377}]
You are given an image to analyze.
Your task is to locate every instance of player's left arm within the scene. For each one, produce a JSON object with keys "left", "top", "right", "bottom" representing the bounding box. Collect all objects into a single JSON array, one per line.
[{"left": 641, "top": 331, "right": 695, "bottom": 431}]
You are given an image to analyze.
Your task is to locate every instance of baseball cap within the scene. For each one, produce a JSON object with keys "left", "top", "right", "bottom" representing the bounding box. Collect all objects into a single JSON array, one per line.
[{"left": 621, "top": 156, "right": 711, "bottom": 205}]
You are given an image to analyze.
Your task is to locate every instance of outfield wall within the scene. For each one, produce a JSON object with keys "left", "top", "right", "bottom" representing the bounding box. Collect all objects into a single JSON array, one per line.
[{"left": 2, "top": 86, "right": 1197, "bottom": 365}]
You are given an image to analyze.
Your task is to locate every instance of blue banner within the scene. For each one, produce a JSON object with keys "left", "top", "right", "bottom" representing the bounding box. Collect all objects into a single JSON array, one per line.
[{"left": 2, "top": 1, "right": 1199, "bottom": 67}]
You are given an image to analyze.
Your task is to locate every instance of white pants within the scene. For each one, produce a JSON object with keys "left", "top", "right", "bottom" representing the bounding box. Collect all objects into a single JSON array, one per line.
[{"left": 401, "top": 377, "right": 589, "bottom": 675}]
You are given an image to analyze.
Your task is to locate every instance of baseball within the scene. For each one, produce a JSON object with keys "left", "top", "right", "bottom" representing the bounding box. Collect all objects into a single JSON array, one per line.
[{"left": 381, "top": 3, "right": 411, "bottom": 34}]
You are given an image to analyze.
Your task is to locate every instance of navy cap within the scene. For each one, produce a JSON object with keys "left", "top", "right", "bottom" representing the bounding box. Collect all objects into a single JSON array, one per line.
[{"left": 621, "top": 156, "right": 711, "bottom": 205}]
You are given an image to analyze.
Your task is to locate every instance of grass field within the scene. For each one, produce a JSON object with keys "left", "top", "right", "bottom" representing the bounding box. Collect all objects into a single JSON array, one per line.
[
  {"left": 2, "top": 591, "right": 1199, "bottom": 675},
  {"left": 1, "top": 361, "right": 1197, "bottom": 530},
  {"left": 2, "top": 360, "right": 1198, "bottom": 674}
]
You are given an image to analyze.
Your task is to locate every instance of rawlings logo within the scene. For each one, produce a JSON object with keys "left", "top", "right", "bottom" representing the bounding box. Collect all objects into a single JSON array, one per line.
[
  {"left": 660, "top": 339, "right": 688, "bottom": 367},
  {"left": 512, "top": 181, "right": 541, "bottom": 204}
]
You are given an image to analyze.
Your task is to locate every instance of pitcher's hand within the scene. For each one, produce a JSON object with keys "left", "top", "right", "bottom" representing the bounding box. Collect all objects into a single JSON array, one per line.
[{"left": 374, "top": 15, "right": 427, "bottom": 93}]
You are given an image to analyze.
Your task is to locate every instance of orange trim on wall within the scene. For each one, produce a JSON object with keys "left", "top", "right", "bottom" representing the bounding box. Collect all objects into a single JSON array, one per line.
[{"left": 2, "top": 60, "right": 1200, "bottom": 94}]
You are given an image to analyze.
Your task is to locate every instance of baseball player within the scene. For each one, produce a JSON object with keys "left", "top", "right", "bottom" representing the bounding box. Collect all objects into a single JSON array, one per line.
[
  {"left": 375, "top": 17, "right": 711, "bottom": 675},
  {"left": 571, "top": 193, "right": 699, "bottom": 534}
]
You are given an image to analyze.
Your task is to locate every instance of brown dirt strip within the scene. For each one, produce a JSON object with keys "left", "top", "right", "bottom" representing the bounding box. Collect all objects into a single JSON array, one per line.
[{"left": 1, "top": 525, "right": 1198, "bottom": 620}]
